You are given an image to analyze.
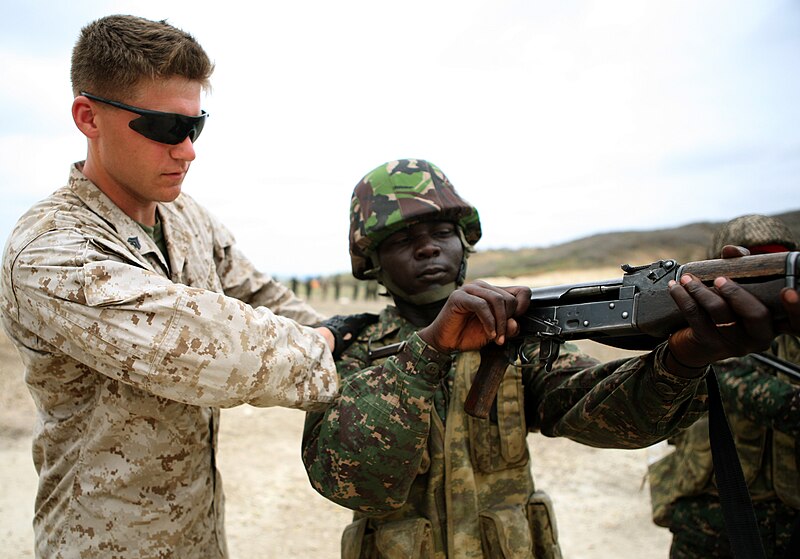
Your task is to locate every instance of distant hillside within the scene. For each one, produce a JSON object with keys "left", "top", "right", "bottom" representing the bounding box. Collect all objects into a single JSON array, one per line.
[{"left": 465, "top": 209, "right": 800, "bottom": 280}]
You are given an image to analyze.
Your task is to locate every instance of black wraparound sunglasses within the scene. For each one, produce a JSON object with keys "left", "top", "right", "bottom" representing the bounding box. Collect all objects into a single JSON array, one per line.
[{"left": 81, "top": 92, "right": 209, "bottom": 145}]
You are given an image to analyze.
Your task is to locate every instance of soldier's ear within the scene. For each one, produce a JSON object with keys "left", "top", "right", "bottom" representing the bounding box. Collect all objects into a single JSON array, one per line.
[{"left": 72, "top": 95, "right": 100, "bottom": 140}]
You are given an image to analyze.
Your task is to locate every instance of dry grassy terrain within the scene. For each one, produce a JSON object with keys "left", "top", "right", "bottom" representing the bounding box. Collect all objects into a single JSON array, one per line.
[
  {"left": 465, "top": 208, "right": 800, "bottom": 280},
  {"left": 0, "top": 284, "right": 674, "bottom": 558}
]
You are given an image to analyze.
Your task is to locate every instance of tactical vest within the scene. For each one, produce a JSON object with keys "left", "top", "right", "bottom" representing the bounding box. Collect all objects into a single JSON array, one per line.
[
  {"left": 341, "top": 351, "right": 562, "bottom": 559},
  {"left": 649, "top": 339, "right": 800, "bottom": 527}
]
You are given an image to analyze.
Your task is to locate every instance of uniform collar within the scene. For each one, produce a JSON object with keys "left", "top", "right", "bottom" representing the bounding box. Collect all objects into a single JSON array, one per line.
[
  {"left": 68, "top": 162, "right": 172, "bottom": 275},
  {"left": 371, "top": 305, "right": 410, "bottom": 339}
]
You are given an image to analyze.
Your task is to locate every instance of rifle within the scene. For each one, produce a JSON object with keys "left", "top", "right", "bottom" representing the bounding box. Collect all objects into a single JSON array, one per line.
[{"left": 464, "top": 251, "right": 799, "bottom": 419}]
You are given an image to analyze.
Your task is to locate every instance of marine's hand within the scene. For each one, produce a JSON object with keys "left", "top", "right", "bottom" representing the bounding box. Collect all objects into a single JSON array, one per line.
[
  {"left": 315, "top": 313, "right": 380, "bottom": 359},
  {"left": 667, "top": 274, "right": 773, "bottom": 374},
  {"left": 418, "top": 281, "right": 531, "bottom": 353}
]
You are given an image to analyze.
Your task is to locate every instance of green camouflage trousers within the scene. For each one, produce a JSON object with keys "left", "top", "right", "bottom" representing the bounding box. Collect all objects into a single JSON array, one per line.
[{"left": 669, "top": 495, "right": 799, "bottom": 558}]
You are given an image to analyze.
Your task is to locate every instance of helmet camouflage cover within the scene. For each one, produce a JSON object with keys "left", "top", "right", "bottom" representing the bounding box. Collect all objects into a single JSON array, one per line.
[
  {"left": 709, "top": 214, "right": 797, "bottom": 258},
  {"left": 349, "top": 159, "right": 482, "bottom": 279}
]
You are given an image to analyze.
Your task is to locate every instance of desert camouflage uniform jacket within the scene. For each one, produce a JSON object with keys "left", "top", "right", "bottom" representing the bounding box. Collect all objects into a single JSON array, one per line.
[
  {"left": 0, "top": 163, "right": 338, "bottom": 558},
  {"left": 303, "top": 305, "right": 708, "bottom": 558},
  {"left": 649, "top": 335, "right": 800, "bottom": 527}
]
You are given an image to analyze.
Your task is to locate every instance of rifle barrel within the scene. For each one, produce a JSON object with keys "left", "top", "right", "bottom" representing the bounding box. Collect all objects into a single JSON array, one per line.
[{"left": 465, "top": 252, "right": 800, "bottom": 419}]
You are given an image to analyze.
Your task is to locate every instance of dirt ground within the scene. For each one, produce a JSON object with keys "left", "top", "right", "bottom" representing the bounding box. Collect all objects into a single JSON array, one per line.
[{"left": 0, "top": 282, "right": 675, "bottom": 558}]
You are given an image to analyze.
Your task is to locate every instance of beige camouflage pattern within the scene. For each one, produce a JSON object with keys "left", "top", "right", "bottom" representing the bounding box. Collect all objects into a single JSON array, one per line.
[{"left": 0, "top": 163, "right": 338, "bottom": 558}]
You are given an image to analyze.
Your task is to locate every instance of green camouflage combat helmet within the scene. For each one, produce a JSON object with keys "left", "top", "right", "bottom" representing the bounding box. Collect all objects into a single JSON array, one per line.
[
  {"left": 349, "top": 159, "right": 481, "bottom": 301},
  {"left": 709, "top": 214, "right": 797, "bottom": 258}
]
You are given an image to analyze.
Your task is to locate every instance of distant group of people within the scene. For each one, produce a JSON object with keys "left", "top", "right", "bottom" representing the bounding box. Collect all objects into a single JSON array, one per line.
[
  {"left": 0, "top": 14, "right": 797, "bottom": 559},
  {"left": 289, "top": 276, "right": 380, "bottom": 301}
]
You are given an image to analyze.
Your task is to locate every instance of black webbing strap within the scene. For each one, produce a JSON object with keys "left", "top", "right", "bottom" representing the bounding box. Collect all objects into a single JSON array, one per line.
[{"left": 706, "top": 369, "right": 767, "bottom": 559}]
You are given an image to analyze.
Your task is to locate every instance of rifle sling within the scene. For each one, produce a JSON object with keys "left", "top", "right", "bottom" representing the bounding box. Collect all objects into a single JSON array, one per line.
[
  {"left": 706, "top": 369, "right": 767, "bottom": 558},
  {"left": 750, "top": 352, "right": 800, "bottom": 383}
]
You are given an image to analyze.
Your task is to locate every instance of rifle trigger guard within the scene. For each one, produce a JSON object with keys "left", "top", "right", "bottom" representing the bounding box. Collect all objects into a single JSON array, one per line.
[
  {"left": 513, "top": 343, "right": 537, "bottom": 369},
  {"left": 537, "top": 335, "right": 564, "bottom": 372}
]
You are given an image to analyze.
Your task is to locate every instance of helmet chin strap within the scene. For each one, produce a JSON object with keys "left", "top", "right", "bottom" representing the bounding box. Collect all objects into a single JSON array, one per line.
[{"left": 377, "top": 271, "right": 458, "bottom": 305}]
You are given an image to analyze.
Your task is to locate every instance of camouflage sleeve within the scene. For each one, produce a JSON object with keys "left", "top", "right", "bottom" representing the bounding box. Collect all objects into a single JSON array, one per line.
[
  {"left": 208, "top": 212, "right": 324, "bottom": 325},
  {"left": 7, "top": 230, "right": 337, "bottom": 410},
  {"left": 302, "top": 332, "right": 452, "bottom": 513},
  {"left": 715, "top": 356, "right": 800, "bottom": 437},
  {"left": 525, "top": 341, "right": 708, "bottom": 448}
]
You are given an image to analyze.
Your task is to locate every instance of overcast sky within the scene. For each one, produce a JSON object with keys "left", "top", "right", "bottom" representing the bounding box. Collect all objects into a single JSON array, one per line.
[{"left": 2, "top": 0, "right": 799, "bottom": 278}]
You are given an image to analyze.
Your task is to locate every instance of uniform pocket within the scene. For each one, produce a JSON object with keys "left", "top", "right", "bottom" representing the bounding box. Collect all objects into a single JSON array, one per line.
[
  {"left": 527, "top": 491, "right": 562, "bottom": 559},
  {"left": 468, "top": 365, "right": 528, "bottom": 473},
  {"left": 479, "top": 505, "right": 534, "bottom": 558},
  {"left": 374, "top": 517, "right": 434, "bottom": 559},
  {"left": 341, "top": 517, "right": 368, "bottom": 559}
]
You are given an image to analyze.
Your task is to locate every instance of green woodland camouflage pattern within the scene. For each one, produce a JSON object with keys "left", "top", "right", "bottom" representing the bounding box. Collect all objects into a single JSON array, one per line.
[
  {"left": 0, "top": 163, "right": 338, "bottom": 558},
  {"left": 648, "top": 335, "right": 800, "bottom": 558},
  {"left": 303, "top": 306, "right": 710, "bottom": 558},
  {"left": 669, "top": 496, "right": 799, "bottom": 559},
  {"left": 349, "top": 159, "right": 482, "bottom": 279},
  {"left": 708, "top": 213, "right": 797, "bottom": 258}
]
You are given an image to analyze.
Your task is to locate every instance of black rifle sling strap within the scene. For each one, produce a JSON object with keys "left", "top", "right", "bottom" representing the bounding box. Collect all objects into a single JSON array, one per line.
[{"left": 706, "top": 368, "right": 767, "bottom": 559}]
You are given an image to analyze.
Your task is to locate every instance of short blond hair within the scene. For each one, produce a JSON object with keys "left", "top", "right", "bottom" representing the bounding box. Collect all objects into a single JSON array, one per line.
[{"left": 70, "top": 14, "right": 214, "bottom": 99}]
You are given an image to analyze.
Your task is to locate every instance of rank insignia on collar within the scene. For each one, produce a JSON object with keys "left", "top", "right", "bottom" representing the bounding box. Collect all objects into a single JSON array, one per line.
[{"left": 127, "top": 236, "right": 141, "bottom": 249}]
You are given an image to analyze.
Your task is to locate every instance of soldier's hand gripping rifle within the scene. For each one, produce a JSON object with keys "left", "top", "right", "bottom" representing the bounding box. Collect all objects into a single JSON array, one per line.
[{"left": 464, "top": 251, "right": 799, "bottom": 419}]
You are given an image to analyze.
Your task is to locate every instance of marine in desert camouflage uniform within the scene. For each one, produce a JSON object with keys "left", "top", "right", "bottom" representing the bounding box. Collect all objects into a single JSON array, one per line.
[
  {"left": 302, "top": 160, "right": 797, "bottom": 558},
  {"left": 0, "top": 15, "right": 340, "bottom": 559},
  {"left": 649, "top": 214, "right": 800, "bottom": 558}
]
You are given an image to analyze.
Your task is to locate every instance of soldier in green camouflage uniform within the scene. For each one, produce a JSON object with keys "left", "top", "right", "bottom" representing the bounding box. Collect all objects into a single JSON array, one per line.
[
  {"left": 0, "top": 15, "right": 344, "bottom": 558},
  {"left": 648, "top": 214, "right": 800, "bottom": 558},
  {"left": 302, "top": 160, "right": 797, "bottom": 558}
]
